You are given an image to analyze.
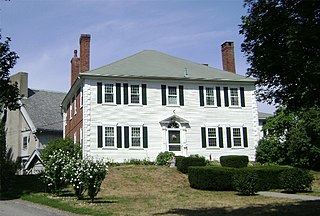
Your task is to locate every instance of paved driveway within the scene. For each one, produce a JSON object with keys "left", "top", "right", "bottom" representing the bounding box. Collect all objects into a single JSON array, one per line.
[{"left": 0, "top": 199, "right": 79, "bottom": 216}]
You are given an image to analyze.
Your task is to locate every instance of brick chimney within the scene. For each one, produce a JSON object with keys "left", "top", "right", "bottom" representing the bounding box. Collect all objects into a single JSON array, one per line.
[
  {"left": 10, "top": 72, "right": 28, "bottom": 98},
  {"left": 79, "top": 34, "right": 91, "bottom": 73},
  {"left": 221, "top": 41, "right": 236, "bottom": 73},
  {"left": 70, "top": 50, "right": 80, "bottom": 86}
]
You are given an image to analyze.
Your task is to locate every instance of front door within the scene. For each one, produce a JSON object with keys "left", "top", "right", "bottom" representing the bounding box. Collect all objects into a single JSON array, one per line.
[{"left": 168, "top": 129, "right": 181, "bottom": 152}]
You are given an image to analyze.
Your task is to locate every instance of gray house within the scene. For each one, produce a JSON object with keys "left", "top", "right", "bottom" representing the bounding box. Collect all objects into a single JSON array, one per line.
[{"left": 6, "top": 72, "right": 65, "bottom": 174}]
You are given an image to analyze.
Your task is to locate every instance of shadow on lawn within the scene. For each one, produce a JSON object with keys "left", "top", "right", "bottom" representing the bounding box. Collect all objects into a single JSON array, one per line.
[
  {"left": 154, "top": 200, "right": 320, "bottom": 216},
  {"left": 0, "top": 175, "right": 45, "bottom": 200}
]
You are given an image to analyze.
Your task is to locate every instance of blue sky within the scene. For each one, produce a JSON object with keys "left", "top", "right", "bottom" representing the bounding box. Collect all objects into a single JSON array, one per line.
[{"left": 1, "top": 0, "right": 274, "bottom": 113}]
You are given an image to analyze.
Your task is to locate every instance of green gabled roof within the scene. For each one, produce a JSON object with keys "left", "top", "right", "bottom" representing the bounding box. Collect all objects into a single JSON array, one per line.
[{"left": 80, "top": 50, "right": 255, "bottom": 83}]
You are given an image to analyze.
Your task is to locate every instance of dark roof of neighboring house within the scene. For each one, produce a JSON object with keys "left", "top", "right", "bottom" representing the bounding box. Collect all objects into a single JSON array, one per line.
[
  {"left": 81, "top": 50, "right": 255, "bottom": 83},
  {"left": 22, "top": 89, "right": 66, "bottom": 132}
]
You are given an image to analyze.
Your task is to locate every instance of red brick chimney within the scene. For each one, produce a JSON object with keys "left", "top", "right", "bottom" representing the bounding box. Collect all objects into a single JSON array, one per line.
[
  {"left": 221, "top": 41, "right": 236, "bottom": 73},
  {"left": 79, "top": 34, "right": 91, "bottom": 73},
  {"left": 70, "top": 50, "right": 80, "bottom": 86}
]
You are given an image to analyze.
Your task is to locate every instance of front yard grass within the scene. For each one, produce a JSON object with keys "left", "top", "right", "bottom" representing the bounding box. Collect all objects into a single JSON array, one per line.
[{"left": 20, "top": 165, "right": 320, "bottom": 216}]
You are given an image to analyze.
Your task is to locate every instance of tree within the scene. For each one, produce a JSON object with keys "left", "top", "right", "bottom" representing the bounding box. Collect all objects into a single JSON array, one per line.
[
  {"left": 240, "top": 0, "right": 320, "bottom": 110},
  {"left": 0, "top": 34, "right": 20, "bottom": 194}
]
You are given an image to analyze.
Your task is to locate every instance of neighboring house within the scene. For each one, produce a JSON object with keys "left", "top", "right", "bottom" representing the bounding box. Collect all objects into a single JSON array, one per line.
[
  {"left": 6, "top": 72, "right": 66, "bottom": 174},
  {"left": 62, "top": 34, "right": 259, "bottom": 163},
  {"left": 258, "top": 112, "right": 273, "bottom": 139}
]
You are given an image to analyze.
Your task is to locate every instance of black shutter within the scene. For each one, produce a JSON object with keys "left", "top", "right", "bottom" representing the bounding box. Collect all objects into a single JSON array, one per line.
[
  {"left": 224, "top": 87, "right": 229, "bottom": 107},
  {"left": 97, "top": 126, "right": 103, "bottom": 148},
  {"left": 179, "top": 85, "right": 184, "bottom": 106},
  {"left": 216, "top": 87, "right": 221, "bottom": 107},
  {"left": 142, "top": 84, "right": 147, "bottom": 105},
  {"left": 116, "top": 83, "right": 121, "bottom": 104},
  {"left": 226, "top": 127, "right": 231, "bottom": 148},
  {"left": 117, "top": 126, "right": 122, "bottom": 148},
  {"left": 161, "top": 85, "right": 166, "bottom": 105},
  {"left": 218, "top": 127, "right": 223, "bottom": 148},
  {"left": 124, "top": 126, "right": 129, "bottom": 148},
  {"left": 143, "top": 126, "right": 148, "bottom": 148},
  {"left": 243, "top": 127, "right": 248, "bottom": 147},
  {"left": 201, "top": 127, "right": 206, "bottom": 148},
  {"left": 199, "top": 86, "right": 204, "bottom": 106},
  {"left": 240, "top": 87, "right": 245, "bottom": 107},
  {"left": 97, "top": 82, "right": 102, "bottom": 104},
  {"left": 123, "top": 83, "right": 128, "bottom": 105}
]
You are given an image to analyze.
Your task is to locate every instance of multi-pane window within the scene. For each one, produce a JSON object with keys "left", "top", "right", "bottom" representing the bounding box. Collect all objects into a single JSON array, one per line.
[
  {"left": 207, "top": 128, "right": 217, "bottom": 147},
  {"left": 168, "top": 86, "right": 177, "bottom": 105},
  {"left": 23, "top": 136, "right": 28, "bottom": 150},
  {"left": 130, "top": 85, "right": 140, "bottom": 104},
  {"left": 206, "top": 87, "right": 215, "bottom": 106},
  {"left": 230, "top": 88, "right": 239, "bottom": 106},
  {"left": 105, "top": 127, "right": 115, "bottom": 147},
  {"left": 131, "top": 127, "right": 141, "bottom": 147},
  {"left": 232, "top": 128, "right": 242, "bottom": 147},
  {"left": 105, "top": 84, "right": 114, "bottom": 103}
]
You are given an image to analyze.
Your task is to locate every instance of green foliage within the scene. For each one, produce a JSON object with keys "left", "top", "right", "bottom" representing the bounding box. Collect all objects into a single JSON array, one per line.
[
  {"left": 240, "top": 0, "right": 320, "bottom": 110},
  {"left": 280, "top": 168, "right": 314, "bottom": 193},
  {"left": 257, "top": 107, "right": 320, "bottom": 170},
  {"left": 233, "top": 170, "right": 258, "bottom": 195},
  {"left": 188, "top": 167, "right": 235, "bottom": 191},
  {"left": 220, "top": 155, "right": 249, "bottom": 168},
  {"left": 41, "top": 138, "right": 81, "bottom": 164},
  {"left": 176, "top": 156, "right": 206, "bottom": 174},
  {"left": 156, "top": 151, "right": 175, "bottom": 166}
]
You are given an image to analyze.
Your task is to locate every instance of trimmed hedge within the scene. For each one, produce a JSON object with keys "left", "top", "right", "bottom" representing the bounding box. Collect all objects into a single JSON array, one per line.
[
  {"left": 176, "top": 156, "right": 206, "bottom": 173},
  {"left": 188, "top": 166, "right": 235, "bottom": 191},
  {"left": 188, "top": 166, "right": 299, "bottom": 192},
  {"left": 220, "top": 155, "right": 249, "bottom": 168},
  {"left": 280, "top": 167, "right": 314, "bottom": 192}
]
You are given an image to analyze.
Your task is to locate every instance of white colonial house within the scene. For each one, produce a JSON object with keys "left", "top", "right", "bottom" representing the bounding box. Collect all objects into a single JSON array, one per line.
[{"left": 62, "top": 34, "right": 259, "bottom": 162}]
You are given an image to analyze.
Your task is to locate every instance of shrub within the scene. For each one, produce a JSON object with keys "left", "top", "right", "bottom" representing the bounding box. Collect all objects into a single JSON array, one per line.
[
  {"left": 177, "top": 156, "right": 206, "bottom": 173},
  {"left": 233, "top": 170, "right": 258, "bottom": 195},
  {"left": 252, "top": 166, "right": 289, "bottom": 190},
  {"left": 220, "top": 155, "right": 249, "bottom": 168},
  {"left": 188, "top": 167, "right": 235, "bottom": 191},
  {"left": 125, "top": 158, "right": 155, "bottom": 165},
  {"left": 280, "top": 167, "right": 314, "bottom": 193},
  {"left": 156, "top": 151, "right": 175, "bottom": 166}
]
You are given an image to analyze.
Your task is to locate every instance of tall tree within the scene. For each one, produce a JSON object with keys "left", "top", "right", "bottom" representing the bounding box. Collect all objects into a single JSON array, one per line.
[
  {"left": 0, "top": 34, "right": 20, "bottom": 194},
  {"left": 240, "top": 0, "right": 320, "bottom": 110}
]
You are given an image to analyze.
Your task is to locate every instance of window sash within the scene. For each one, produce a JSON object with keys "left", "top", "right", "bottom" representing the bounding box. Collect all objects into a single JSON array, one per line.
[
  {"left": 168, "top": 86, "right": 177, "bottom": 105},
  {"left": 105, "top": 84, "right": 114, "bottom": 103},
  {"left": 205, "top": 87, "right": 215, "bottom": 106},
  {"left": 207, "top": 128, "right": 217, "bottom": 147},
  {"left": 131, "top": 127, "right": 141, "bottom": 147},
  {"left": 105, "top": 127, "right": 115, "bottom": 147},
  {"left": 130, "top": 85, "right": 140, "bottom": 104},
  {"left": 23, "top": 136, "right": 28, "bottom": 149},
  {"left": 232, "top": 128, "right": 242, "bottom": 147},
  {"left": 230, "top": 88, "right": 239, "bottom": 106}
]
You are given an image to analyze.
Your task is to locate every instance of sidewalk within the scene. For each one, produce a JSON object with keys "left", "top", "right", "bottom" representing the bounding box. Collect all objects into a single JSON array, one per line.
[{"left": 258, "top": 191, "right": 320, "bottom": 201}]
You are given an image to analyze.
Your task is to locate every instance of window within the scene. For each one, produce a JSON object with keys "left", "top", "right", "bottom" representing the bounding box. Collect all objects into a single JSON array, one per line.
[
  {"left": 23, "top": 136, "right": 28, "bottom": 150},
  {"left": 73, "top": 132, "right": 77, "bottom": 144},
  {"left": 230, "top": 88, "right": 239, "bottom": 106},
  {"left": 69, "top": 101, "right": 72, "bottom": 120},
  {"left": 105, "top": 84, "right": 114, "bottom": 103},
  {"left": 206, "top": 87, "right": 215, "bottom": 106},
  {"left": 80, "top": 86, "right": 83, "bottom": 108},
  {"left": 130, "top": 85, "right": 140, "bottom": 104},
  {"left": 232, "top": 128, "right": 242, "bottom": 147},
  {"left": 131, "top": 127, "right": 141, "bottom": 147},
  {"left": 80, "top": 127, "right": 83, "bottom": 145},
  {"left": 168, "top": 86, "right": 177, "bottom": 105},
  {"left": 105, "top": 127, "right": 115, "bottom": 147},
  {"left": 74, "top": 96, "right": 77, "bottom": 115},
  {"left": 207, "top": 128, "right": 217, "bottom": 147}
]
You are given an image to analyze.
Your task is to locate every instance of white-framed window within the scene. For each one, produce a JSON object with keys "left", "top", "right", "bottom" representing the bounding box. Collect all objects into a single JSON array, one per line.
[
  {"left": 130, "top": 126, "right": 142, "bottom": 148},
  {"left": 205, "top": 87, "right": 215, "bottom": 106},
  {"left": 80, "top": 127, "right": 83, "bottom": 145},
  {"left": 232, "top": 127, "right": 242, "bottom": 147},
  {"left": 22, "top": 136, "right": 28, "bottom": 150},
  {"left": 74, "top": 96, "right": 77, "bottom": 115},
  {"left": 207, "top": 127, "right": 218, "bottom": 147},
  {"left": 230, "top": 88, "right": 239, "bottom": 106},
  {"left": 69, "top": 101, "right": 72, "bottom": 120},
  {"left": 105, "top": 126, "right": 115, "bottom": 147},
  {"left": 168, "top": 86, "right": 178, "bottom": 105},
  {"left": 80, "top": 85, "right": 83, "bottom": 108},
  {"left": 104, "top": 84, "right": 114, "bottom": 103},
  {"left": 73, "top": 132, "right": 77, "bottom": 144},
  {"left": 130, "top": 84, "right": 140, "bottom": 104}
]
